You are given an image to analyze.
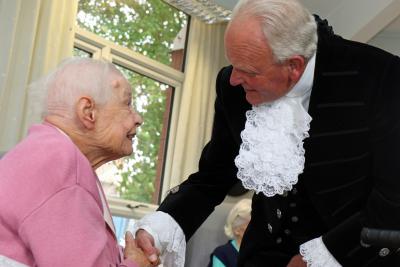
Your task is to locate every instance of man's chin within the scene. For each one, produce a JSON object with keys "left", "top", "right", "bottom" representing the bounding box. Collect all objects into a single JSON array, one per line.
[
  {"left": 245, "top": 94, "right": 279, "bottom": 106},
  {"left": 245, "top": 95, "right": 264, "bottom": 106}
]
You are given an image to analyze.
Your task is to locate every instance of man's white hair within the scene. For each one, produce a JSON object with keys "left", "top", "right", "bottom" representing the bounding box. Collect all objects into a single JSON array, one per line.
[
  {"left": 224, "top": 198, "right": 252, "bottom": 239},
  {"left": 29, "top": 57, "right": 123, "bottom": 119},
  {"left": 231, "top": 0, "right": 317, "bottom": 63}
]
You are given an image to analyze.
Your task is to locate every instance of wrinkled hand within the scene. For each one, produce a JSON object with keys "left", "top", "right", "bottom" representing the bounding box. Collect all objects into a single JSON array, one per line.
[
  {"left": 135, "top": 229, "right": 160, "bottom": 266},
  {"left": 124, "top": 231, "right": 155, "bottom": 267},
  {"left": 287, "top": 254, "right": 307, "bottom": 267}
]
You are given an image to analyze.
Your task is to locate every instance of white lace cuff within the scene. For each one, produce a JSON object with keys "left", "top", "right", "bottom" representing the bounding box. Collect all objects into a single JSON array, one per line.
[
  {"left": 131, "top": 211, "right": 186, "bottom": 267},
  {"left": 0, "top": 255, "right": 28, "bottom": 267},
  {"left": 300, "top": 237, "right": 342, "bottom": 267}
]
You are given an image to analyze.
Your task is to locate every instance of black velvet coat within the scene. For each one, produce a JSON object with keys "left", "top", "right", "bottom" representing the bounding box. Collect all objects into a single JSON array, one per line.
[{"left": 158, "top": 18, "right": 400, "bottom": 266}]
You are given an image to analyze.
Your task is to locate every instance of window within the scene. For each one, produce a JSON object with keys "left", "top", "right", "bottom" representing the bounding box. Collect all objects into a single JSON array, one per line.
[
  {"left": 73, "top": 47, "right": 92, "bottom": 58},
  {"left": 74, "top": 0, "right": 188, "bottom": 237},
  {"left": 76, "top": 0, "right": 188, "bottom": 71}
]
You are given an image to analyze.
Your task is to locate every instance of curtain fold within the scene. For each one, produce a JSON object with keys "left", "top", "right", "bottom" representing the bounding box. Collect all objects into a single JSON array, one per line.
[
  {"left": 166, "top": 18, "right": 228, "bottom": 190},
  {"left": 0, "top": 0, "right": 78, "bottom": 151}
]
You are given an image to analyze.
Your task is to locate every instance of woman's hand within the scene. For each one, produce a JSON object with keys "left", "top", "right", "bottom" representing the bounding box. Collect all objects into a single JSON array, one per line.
[
  {"left": 124, "top": 231, "right": 159, "bottom": 267},
  {"left": 287, "top": 254, "right": 307, "bottom": 267}
]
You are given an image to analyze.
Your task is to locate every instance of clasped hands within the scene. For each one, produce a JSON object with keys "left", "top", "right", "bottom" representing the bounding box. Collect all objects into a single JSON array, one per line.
[
  {"left": 124, "top": 230, "right": 161, "bottom": 267},
  {"left": 125, "top": 229, "right": 307, "bottom": 267}
]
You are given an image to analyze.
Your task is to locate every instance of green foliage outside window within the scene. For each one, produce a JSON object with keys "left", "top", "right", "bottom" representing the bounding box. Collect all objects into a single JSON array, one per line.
[{"left": 76, "top": 0, "right": 187, "bottom": 203}]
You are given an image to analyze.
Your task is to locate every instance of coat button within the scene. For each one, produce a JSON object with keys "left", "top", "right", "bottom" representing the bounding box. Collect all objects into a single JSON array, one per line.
[
  {"left": 292, "top": 188, "right": 298, "bottom": 195},
  {"left": 276, "top": 237, "right": 282, "bottom": 244},
  {"left": 289, "top": 202, "right": 297, "bottom": 208},
  {"left": 379, "top": 248, "right": 390, "bottom": 257},
  {"left": 291, "top": 216, "right": 299, "bottom": 223},
  {"left": 360, "top": 239, "right": 371, "bottom": 248},
  {"left": 277, "top": 209, "right": 282, "bottom": 219},
  {"left": 267, "top": 223, "right": 273, "bottom": 233},
  {"left": 169, "top": 185, "right": 179, "bottom": 194},
  {"left": 284, "top": 229, "right": 291, "bottom": 235}
]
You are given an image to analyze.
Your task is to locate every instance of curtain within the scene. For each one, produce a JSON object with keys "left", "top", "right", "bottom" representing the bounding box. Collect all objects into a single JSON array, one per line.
[
  {"left": 0, "top": 0, "right": 78, "bottom": 151},
  {"left": 165, "top": 18, "right": 228, "bottom": 192}
]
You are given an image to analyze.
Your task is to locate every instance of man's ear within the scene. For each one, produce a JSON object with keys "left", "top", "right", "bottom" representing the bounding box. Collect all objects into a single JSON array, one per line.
[
  {"left": 76, "top": 96, "right": 96, "bottom": 129},
  {"left": 287, "top": 55, "right": 306, "bottom": 84}
]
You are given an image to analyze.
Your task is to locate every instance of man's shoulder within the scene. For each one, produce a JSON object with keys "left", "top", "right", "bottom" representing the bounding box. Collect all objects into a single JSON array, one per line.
[
  {"left": 315, "top": 15, "right": 397, "bottom": 66},
  {"left": 319, "top": 29, "right": 396, "bottom": 65}
]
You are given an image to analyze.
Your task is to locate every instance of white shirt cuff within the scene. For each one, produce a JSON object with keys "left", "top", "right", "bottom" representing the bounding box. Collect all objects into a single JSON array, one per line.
[
  {"left": 300, "top": 237, "right": 342, "bottom": 267},
  {"left": 131, "top": 211, "right": 186, "bottom": 267}
]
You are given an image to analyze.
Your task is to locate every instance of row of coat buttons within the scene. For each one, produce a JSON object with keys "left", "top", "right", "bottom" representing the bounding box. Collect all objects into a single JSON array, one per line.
[
  {"left": 266, "top": 187, "right": 392, "bottom": 258},
  {"left": 267, "top": 188, "right": 298, "bottom": 244},
  {"left": 168, "top": 185, "right": 392, "bottom": 258}
]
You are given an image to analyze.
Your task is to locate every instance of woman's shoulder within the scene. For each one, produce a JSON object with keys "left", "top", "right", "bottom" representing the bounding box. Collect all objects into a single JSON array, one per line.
[{"left": 212, "top": 240, "right": 237, "bottom": 255}]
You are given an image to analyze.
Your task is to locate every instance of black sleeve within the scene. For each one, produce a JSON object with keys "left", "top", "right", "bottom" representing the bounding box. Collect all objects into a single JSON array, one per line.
[
  {"left": 322, "top": 56, "right": 400, "bottom": 266},
  {"left": 158, "top": 67, "right": 240, "bottom": 240}
]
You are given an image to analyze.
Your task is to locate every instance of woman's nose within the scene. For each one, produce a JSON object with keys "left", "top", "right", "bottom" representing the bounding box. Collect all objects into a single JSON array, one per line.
[{"left": 134, "top": 113, "right": 143, "bottom": 127}]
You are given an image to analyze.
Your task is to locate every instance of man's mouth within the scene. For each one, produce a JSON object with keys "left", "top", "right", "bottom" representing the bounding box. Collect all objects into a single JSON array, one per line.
[{"left": 244, "top": 88, "right": 256, "bottom": 92}]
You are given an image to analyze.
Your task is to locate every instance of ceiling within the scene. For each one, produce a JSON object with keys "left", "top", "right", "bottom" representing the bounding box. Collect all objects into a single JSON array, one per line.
[{"left": 214, "top": 0, "right": 400, "bottom": 42}]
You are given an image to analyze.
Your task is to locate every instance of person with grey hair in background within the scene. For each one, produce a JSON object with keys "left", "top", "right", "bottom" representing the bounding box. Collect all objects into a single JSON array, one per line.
[
  {"left": 0, "top": 58, "right": 154, "bottom": 267},
  {"left": 208, "top": 199, "right": 251, "bottom": 267},
  {"left": 133, "top": 0, "right": 400, "bottom": 266}
]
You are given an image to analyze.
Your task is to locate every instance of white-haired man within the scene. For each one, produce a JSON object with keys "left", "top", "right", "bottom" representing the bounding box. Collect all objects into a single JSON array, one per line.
[{"left": 134, "top": 0, "right": 400, "bottom": 266}]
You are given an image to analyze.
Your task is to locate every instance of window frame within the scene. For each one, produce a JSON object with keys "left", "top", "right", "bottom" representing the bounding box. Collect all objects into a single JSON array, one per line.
[{"left": 74, "top": 26, "right": 186, "bottom": 219}]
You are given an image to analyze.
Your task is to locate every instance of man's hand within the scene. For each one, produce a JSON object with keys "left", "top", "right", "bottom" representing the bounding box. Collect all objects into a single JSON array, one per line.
[
  {"left": 135, "top": 229, "right": 160, "bottom": 265},
  {"left": 124, "top": 231, "right": 154, "bottom": 267},
  {"left": 287, "top": 254, "right": 307, "bottom": 267}
]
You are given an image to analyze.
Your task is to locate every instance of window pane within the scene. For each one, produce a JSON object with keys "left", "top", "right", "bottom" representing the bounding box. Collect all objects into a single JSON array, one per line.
[
  {"left": 76, "top": 0, "right": 188, "bottom": 71},
  {"left": 73, "top": 47, "right": 92, "bottom": 58},
  {"left": 112, "top": 216, "right": 136, "bottom": 245},
  {"left": 97, "top": 64, "right": 173, "bottom": 204}
]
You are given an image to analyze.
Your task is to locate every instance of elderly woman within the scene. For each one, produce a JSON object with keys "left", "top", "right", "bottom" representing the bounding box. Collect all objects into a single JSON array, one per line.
[
  {"left": 0, "top": 58, "right": 151, "bottom": 267},
  {"left": 208, "top": 199, "right": 252, "bottom": 267}
]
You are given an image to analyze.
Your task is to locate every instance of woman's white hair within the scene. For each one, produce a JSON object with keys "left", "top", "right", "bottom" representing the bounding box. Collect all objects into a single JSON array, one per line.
[
  {"left": 231, "top": 0, "right": 317, "bottom": 63},
  {"left": 224, "top": 198, "right": 252, "bottom": 239},
  {"left": 29, "top": 57, "right": 122, "bottom": 120}
]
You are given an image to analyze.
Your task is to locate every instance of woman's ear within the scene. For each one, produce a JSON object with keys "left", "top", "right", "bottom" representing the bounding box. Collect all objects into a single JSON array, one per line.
[
  {"left": 76, "top": 96, "right": 96, "bottom": 129},
  {"left": 233, "top": 226, "right": 242, "bottom": 238},
  {"left": 287, "top": 55, "right": 306, "bottom": 84}
]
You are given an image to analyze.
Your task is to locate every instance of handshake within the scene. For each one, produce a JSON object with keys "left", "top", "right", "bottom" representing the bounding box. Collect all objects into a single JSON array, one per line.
[{"left": 124, "top": 229, "right": 161, "bottom": 267}]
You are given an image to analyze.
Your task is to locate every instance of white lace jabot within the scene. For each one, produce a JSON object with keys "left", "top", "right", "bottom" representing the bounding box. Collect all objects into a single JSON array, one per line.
[
  {"left": 234, "top": 97, "right": 311, "bottom": 197},
  {"left": 234, "top": 53, "right": 315, "bottom": 197}
]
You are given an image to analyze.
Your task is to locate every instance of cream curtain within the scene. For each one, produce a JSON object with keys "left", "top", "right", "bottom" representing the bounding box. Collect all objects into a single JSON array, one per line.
[
  {"left": 166, "top": 18, "right": 228, "bottom": 191},
  {"left": 0, "top": 0, "right": 78, "bottom": 151}
]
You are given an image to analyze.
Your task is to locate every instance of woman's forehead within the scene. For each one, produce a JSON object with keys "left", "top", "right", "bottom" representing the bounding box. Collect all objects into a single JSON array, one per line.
[{"left": 112, "top": 76, "right": 132, "bottom": 97}]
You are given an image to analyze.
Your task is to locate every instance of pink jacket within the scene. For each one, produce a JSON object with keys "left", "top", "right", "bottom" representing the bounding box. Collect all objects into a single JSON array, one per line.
[{"left": 0, "top": 123, "right": 138, "bottom": 267}]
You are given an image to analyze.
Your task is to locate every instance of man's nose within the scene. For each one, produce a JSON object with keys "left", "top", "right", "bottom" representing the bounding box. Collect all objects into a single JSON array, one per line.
[{"left": 230, "top": 68, "right": 242, "bottom": 86}]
